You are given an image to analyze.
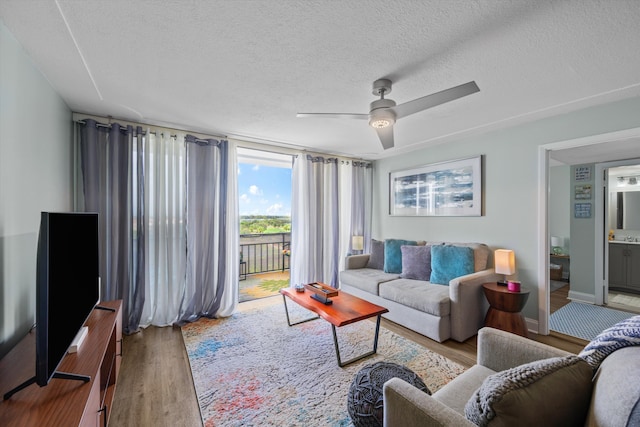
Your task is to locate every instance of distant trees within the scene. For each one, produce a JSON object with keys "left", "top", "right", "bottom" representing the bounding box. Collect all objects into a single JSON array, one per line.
[{"left": 240, "top": 215, "right": 291, "bottom": 235}]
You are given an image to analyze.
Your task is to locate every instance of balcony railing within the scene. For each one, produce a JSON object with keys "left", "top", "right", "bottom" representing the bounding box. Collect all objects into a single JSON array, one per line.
[{"left": 240, "top": 232, "right": 290, "bottom": 276}]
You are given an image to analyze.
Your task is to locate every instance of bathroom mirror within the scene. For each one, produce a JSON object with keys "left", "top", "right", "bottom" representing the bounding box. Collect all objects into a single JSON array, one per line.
[{"left": 609, "top": 191, "right": 640, "bottom": 230}]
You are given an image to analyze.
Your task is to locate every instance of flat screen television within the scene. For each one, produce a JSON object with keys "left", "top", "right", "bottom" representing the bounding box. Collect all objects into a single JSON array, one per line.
[
  {"left": 3, "top": 212, "right": 101, "bottom": 400},
  {"left": 35, "top": 211, "right": 100, "bottom": 386}
]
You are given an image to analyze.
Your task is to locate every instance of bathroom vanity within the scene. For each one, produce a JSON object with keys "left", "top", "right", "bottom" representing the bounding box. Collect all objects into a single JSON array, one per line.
[{"left": 609, "top": 240, "right": 640, "bottom": 294}]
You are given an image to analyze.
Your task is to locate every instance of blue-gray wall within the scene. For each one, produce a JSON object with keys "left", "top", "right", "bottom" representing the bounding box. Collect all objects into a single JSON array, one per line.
[
  {"left": 373, "top": 98, "right": 640, "bottom": 321},
  {"left": 0, "top": 21, "right": 72, "bottom": 359}
]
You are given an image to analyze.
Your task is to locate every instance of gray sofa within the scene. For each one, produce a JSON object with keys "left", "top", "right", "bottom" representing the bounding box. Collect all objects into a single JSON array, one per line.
[
  {"left": 383, "top": 327, "right": 640, "bottom": 426},
  {"left": 340, "top": 241, "right": 501, "bottom": 343}
]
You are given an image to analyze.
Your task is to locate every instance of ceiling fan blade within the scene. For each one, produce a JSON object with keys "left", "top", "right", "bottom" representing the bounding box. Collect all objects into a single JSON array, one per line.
[
  {"left": 296, "top": 113, "right": 368, "bottom": 120},
  {"left": 392, "top": 81, "right": 480, "bottom": 119},
  {"left": 375, "top": 126, "right": 394, "bottom": 150}
]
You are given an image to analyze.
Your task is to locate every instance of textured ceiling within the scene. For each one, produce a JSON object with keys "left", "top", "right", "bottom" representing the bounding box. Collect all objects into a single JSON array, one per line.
[{"left": 2, "top": 0, "right": 640, "bottom": 160}]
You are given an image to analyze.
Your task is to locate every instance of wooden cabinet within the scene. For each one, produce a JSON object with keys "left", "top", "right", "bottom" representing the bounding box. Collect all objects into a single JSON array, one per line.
[
  {"left": 609, "top": 243, "right": 640, "bottom": 293},
  {"left": 0, "top": 300, "right": 123, "bottom": 426}
]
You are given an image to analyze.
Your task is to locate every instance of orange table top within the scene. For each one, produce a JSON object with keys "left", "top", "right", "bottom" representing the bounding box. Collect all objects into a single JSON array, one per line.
[{"left": 280, "top": 286, "right": 388, "bottom": 327}]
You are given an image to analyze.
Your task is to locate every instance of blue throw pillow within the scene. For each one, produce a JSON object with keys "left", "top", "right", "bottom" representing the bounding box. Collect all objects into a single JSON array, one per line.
[
  {"left": 384, "top": 239, "right": 417, "bottom": 273},
  {"left": 430, "top": 245, "right": 475, "bottom": 285}
]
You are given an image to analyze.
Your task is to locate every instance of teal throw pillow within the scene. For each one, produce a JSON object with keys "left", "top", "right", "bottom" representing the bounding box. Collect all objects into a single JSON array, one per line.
[
  {"left": 384, "top": 239, "right": 417, "bottom": 273},
  {"left": 430, "top": 245, "right": 474, "bottom": 285}
]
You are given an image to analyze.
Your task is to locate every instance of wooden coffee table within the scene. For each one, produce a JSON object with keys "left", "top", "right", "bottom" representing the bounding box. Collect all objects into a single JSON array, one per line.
[{"left": 280, "top": 286, "right": 389, "bottom": 367}]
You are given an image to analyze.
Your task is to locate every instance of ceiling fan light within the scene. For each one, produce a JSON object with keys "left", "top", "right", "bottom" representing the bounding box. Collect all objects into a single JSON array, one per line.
[
  {"left": 369, "top": 109, "right": 396, "bottom": 129},
  {"left": 370, "top": 118, "right": 391, "bottom": 128}
]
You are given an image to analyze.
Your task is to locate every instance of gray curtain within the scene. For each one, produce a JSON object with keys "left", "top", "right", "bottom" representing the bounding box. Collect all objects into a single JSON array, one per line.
[
  {"left": 79, "top": 119, "right": 145, "bottom": 333},
  {"left": 348, "top": 161, "right": 373, "bottom": 254},
  {"left": 290, "top": 155, "right": 339, "bottom": 287},
  {"left": 178, "top": 136, "right": 238, "bottom": 323},
  {"left": 78, "top": 121, "right": 237, "bottom": 333}
]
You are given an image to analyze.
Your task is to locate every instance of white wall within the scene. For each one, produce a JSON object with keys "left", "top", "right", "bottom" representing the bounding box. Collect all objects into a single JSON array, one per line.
[
  {"left": 0, "top": 21, "right": 72, "bottom": 358},
  {"left": 373, "top": 97, "right": 640, "bottom": 321}
]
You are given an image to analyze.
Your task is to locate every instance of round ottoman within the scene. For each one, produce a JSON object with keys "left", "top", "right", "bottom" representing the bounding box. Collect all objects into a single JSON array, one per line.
[{"left": 347, "top": 361, "right": 431, "bottom": 427}]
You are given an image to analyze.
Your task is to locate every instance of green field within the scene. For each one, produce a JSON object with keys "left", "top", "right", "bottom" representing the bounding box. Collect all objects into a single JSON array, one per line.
[{"left": 240, "top": 215, "right": 290, "bottom": 235}]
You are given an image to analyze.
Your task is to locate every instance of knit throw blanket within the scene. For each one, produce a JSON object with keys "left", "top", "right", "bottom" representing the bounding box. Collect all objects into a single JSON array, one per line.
[{"left": 579, "top": 315, "right": 640, "bottom": 369}]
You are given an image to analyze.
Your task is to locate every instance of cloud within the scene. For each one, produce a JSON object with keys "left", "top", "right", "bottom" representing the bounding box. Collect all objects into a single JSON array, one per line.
[
  {"left": 240, "top": 194, "right": 250, "bottom": 203},
  {"left": 266, "top": 203, "right": 284, "bottom": 215},
  {"left": 249, "top": 185, "right": 262, "bottom": 196},
  {"left": 252, "top": 164, "right": 260, "bottom": 171}
]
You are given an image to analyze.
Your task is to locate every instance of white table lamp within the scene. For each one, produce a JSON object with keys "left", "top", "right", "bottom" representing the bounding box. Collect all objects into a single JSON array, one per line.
[
  {"left": 352, "top": 235, "right": 364, "bottom": 253},
  {"left": 551, "top": 236, "right": 563, "bottom": 255},
  {"left": 495, "top": 249, "right": 516, "bottom": 286}
]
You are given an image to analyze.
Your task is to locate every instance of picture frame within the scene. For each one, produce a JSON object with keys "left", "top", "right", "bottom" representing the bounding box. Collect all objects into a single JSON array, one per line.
[{"left": 389, "top": 156, "right": 482, "bottom": 217}]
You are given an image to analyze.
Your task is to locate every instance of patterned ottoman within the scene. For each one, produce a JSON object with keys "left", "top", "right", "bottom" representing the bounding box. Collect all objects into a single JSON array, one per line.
[{"left": 347, "top": 361, "right": 431, "bottom": 427}]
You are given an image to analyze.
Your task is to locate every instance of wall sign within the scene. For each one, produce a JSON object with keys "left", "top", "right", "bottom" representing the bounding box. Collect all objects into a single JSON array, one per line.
[
  {"left": 574, "top": 202, "right": 592, "bottom": 218},
  {"left": 574, "top": 166, "right": 592, "bottom": 182}
]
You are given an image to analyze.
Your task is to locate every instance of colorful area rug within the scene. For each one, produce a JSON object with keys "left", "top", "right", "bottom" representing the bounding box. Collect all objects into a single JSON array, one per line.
[
  {"left": 239, "top": 271, "right": 290, "bottom": 302},
  {"left": 181, "top": 297, "right": 465, "bottom": 426},
  {"left": 550, "top": 302, "right": 637, "bottom": 341}
]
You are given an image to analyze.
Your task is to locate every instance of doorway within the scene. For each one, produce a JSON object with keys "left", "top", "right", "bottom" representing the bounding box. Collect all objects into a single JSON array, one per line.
[
  {"left": 602, "top": 162, "right": 640, "bottom": 313},
  {"left": 538, "top": 127, "right": 640, "bottom": 336},
  {"left": 236, "top": 147, "right": 293, "bottom": 302}
]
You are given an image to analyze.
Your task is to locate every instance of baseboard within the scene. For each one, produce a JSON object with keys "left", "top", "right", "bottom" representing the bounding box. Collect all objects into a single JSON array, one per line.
[
  {"left": 567, "top": 290, "right": 596, "bottom": 304},
  {"left": 525, "top": 317, "right": 539, "bottom": 335}
]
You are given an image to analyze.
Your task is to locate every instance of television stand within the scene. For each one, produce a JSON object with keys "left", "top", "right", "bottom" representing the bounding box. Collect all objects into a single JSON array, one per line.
[{"left": 0, "top": 300, "right": 122, "bottom": 426}]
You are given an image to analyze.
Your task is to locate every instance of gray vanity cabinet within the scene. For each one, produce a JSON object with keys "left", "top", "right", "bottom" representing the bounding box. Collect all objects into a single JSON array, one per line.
[{"left": 609, "top": 243, "right": 640, "bottom": 293}]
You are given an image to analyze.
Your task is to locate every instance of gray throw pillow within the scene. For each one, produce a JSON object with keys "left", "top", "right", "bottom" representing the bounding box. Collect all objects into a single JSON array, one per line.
[
  {"left": 464, "top": 355, "right": 593, "bottom": 427},
  {"left": 400, "top": 245, "right": 432, "bottom": 280},
  {"left": 366, "top": 239, "right": 385, "bottom": 270}
]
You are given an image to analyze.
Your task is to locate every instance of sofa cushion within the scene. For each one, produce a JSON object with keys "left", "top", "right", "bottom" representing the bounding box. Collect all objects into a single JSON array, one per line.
[
  {"left": 400, "top": 245, "right": 432, "bottom": 280},
  {"left": 366, "top": 238, "right": 385, "bottom": 270},
  {"left": 384, "top": 239, "right": 417, "bottom": 273},
  {"left": 339, "top": 268, "right": 400, "bottom": 295},
  {"left": 379, "top": 279, "right": 450, "bottom": 317},
  {"left": 433, "top": 364, "right": 496, "bottom": 415},
  {"left": 464, "top": 355, "right": 593, "bottom": 427},
  {"left": 430, "top": 245, "right": 475, "bottom": 285}
]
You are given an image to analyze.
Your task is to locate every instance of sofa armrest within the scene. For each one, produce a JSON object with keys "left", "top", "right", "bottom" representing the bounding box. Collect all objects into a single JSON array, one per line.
[
  {"left": 477, "top": 327, "right": 573, "bottom": 372},
  {"left": 383, "top": 378, "right": 475, "bottom": 427},
  {"left": 448, "top": 268, "right": 503, "bottom": 342},
  {"left": 345, "top": 254, "right": 370, "bottom": 270}
]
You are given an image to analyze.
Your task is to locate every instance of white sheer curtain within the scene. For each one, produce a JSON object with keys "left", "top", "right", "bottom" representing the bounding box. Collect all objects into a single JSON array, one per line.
[
  {"left": 138, "top": 132, "right": 187, "bottom": 327},
  {"left": 290, "top": 155, "right": 339, "bottom": 287}
]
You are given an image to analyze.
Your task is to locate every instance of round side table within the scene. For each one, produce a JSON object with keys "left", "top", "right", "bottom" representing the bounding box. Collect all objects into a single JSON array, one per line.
[{"left": 482, "top": 282, "right": 530, "bottom": 337}]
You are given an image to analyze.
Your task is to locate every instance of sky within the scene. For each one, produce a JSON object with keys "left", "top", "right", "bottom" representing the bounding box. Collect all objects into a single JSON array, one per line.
[{"left": 238, "top": 162, "right": 292, "bottom": 216}]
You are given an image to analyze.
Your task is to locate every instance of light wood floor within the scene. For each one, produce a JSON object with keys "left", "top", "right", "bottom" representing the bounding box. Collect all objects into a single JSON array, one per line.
[{"left": 108, "top": 294, "right": 587, "bottom": 427}]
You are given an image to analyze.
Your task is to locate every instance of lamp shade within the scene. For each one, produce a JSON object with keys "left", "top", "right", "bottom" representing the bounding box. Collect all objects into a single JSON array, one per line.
[
  {"left": 352, "top": 235, "right": 364, "bottom": 251},
  {"left": 551, "top": 236, "right": 563, "bottom": 248},
  {"left": 495, "top": 249, "right": 516, "bottom": 275}
]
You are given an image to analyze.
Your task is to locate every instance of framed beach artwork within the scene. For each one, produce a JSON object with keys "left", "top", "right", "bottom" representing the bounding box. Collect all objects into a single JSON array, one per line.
[{"left": 389, "top": 156, "right": 482, "bottom": 217}]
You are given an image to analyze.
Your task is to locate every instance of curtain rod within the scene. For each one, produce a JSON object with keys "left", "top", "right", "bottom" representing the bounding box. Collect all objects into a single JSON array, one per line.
[
  {"left": 76, "top": 120, "right": 179, "bottom": 138},
  {"left": 72, "top": 113, "right": 227, "bottom": 140}
]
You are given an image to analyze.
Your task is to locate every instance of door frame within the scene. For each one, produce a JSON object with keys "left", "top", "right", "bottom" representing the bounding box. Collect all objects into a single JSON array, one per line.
[{"left": 537, "top": 127, "right": 640, "bottom": 335}]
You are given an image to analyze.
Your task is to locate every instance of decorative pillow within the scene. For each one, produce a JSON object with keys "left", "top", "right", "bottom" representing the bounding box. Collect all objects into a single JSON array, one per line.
[
  {"left": 400, "top": 245, "right": 432, "bottom": 280},
  {"left": 366, "top": 239, "right": 385, "bottom": 270},
  {"left": 383, "top": 239, "right": 417, "bottom": 273},
  {"left": 429, "top": 245, "right": 474, "bottom": 285},
  {"left": 464, "top": 356, "right": 593, "bottom": 427}
]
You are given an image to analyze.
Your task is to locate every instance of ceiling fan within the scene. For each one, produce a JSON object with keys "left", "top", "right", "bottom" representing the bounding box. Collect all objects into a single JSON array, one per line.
[{"left": 297, "top": 79, "right": 480, "bottom": 150}]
